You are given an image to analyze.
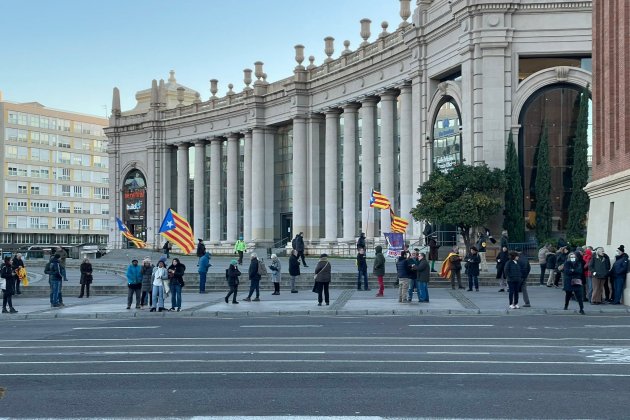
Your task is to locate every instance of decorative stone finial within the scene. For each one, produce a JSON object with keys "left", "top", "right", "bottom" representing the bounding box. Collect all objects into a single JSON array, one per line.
[
  {"left": 150, "top": 79, "right": 159, "bottom": 108},
  {"left": 210, "top": 79, "right": 218, "bottom": 99},
  {"left": 254, "top": 61, "right": 264, "bottom": 81},
  {"left": 399, "top": 0, "right": 411, "bottom": 28},
  {"left": 227, "top": 83, "right": 234, "bottom": 95},
  {"left": 342, "top": 40, "right": 352, "bottom": 56},
  {"left": 324, "top": 36, "right": 335, "bottom": 63},
  {"left": 176, "top": 86, "right": 185, "bottom": 107},
  {"left": 112, "top": 87, "right": 121, "bottom": 116},
  {"left": 194, "top": 92, "right": 201, "bottom": 104},
  {"left": 360, "top": 18, "right": 372, "bottom": 46},
  {"left": 168, "top": 70, "right": 176, "bottom": 83},
  {"left": 307, "top": 55, "right": 316, "bottom": 70},
  {"left": 294, "top": 44, "right": 305, "bottom": 70},
  {"left": 243, "top": 68, "right": 253, "bottom": 91},
  {"left": 158, "top": 79, "right": 166, "bottom": 106},
  {"left": 262, "top": 73, "right": 268, "bottom": 85},
  {"left": 379, "top": 21, "right": 390, "bottom": 38}
]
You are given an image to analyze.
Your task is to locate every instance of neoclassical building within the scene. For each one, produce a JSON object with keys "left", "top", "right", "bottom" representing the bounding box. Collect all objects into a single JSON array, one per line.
[{"left": 106, "top": 0, "right": 593, "bottom": 254}]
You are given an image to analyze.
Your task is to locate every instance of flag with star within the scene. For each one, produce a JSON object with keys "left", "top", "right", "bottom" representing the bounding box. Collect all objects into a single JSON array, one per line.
[
  {"left": 158, "top": 208, "right": 195, "bottom": 254},
  {"left": 370, "top": 189, "right": 391, "bottom": 209},
  {"left": 116, "top": 217, "right": 146, "bottom": 248}
]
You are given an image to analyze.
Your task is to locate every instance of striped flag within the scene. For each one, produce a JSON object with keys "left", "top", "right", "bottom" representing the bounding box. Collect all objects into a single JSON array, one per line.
[
  {"left": 390, "top": 209, "right": 409, "bottom": 233},
  {"left": 158, "top": 208, "right": 195, "bottom": 254},
  {"left": 116, "top": 217, "right": 147, "bottom": 248},
  {"left": 370, "top": 189, "right": 391, "bottom": 209}
]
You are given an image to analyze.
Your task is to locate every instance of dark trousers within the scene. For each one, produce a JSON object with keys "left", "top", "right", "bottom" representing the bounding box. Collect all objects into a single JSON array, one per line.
[
  {"left": 79, "top": 283, "right": 90, "bottom": 298},
  {"left": 604, "top": 277, "right": 613, "bottom": 301},
  {"left": 539, "top": 263, "right": 547, "bottom": 284},
  {"left": 199, "top": 272, "right": 207, "bottom": 292},
  {"left": 357, "top": 268, "right": 368, "bottom": 290},
  {"left": 273, "top": 282, "right": 280, "bottom": 293},
  {"left": 237, "top": 251, "right": 244, "bottom": 265},
  {"left": 468, "top": 274, "right": 479, "bottom": 291},
  {"left": 141, "top": 290, "right": 151, "bottom": 305},
  {"left": 613, "top": 275, "right": 626, "bottom": 304},
  {"left": 127, "top": 287, "right": 141, "bottom": 307},
  {"left": 2, "top": 292, "right": 14, "bottom": 309},
  {"left": 226, "top": 285, "right": 238, "bottom": 302},
  {"left": 565, "top": 289, "right": 584, "bottom": 310},
  {"left": 247, "top": 279, "right": 260, "bottom": 299},
  {"left": 317, "top": 282, "right": 330, "bottom": 304},
  {"left": 297, "top": 250, "right": 307, "bottom": 266},
  {"left": 16, "top": 279, "right": 21, "bottom": 294},
  {"left": 508, "top": 281, "right": 520, "bottom": 305}
]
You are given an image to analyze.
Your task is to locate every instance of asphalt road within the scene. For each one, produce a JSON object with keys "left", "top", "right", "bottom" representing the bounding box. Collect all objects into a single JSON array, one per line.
[{"left": 1, "top": 315, "right": 629, "bottom": 419}]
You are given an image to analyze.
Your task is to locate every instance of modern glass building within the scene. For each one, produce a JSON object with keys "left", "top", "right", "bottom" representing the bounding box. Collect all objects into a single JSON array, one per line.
[{"left": 106, "top": 0, "right": 593, "bottom": 254}]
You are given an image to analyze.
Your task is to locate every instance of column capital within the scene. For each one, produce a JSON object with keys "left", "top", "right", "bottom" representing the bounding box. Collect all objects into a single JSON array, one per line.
[
  {"left": 226, "top": 132, "right": 240, "bottom": 141},
  {"left": 241, "top": 129, "right": 253, "bottom": 137},
  {"left": 176, "top": 142, "right": 190, "bottom": 149},
  {"left": 341, "top": 102, "right": 361, "bottom": 112},
  {"left": 399, "top": 83, "right": 412, "bottom": 94},
  {"left": 323, "top": 108, "right": 342, "bottom": 116},
  {"left": 193, "top": 138, "right": 208, "bottom": 146},
  {"left": 209, "top": 136, "right": 225, "bottom": 143},
  {"left": 379, "top": 89, "right": 399, "bottom": 101},
  {"left": 360, "top": 96, "right": 380, "bottom": 107}
]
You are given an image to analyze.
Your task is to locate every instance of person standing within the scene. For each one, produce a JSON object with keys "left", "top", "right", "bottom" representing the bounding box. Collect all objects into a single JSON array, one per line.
[
  {"left": 582, "top": 247, "right": 593, "bottom": 302},
  {"left": 140, "top": 257, "right": 153, "bottom": 307},
  {"left": 563, "top": 252, "right": 585, "bottom": 314},
  {"left": 396, "top": 251, "right": 411, "bottom": 302},
  {"left": 554, "top": 247, "right": 569, "bottom": 288},
  {"left": 126, "top": 259, "right": 142, "bottom": 310},
  {"left": 475, "top": 232, "right": 489, "bottom": 272},
  {"left": 198, "top": 251, "right": 211, "bottom": 294},
  {"left": 545, "top": 247, "right": 558, "bottom": 287},
  {"left": 162, "top": 241, "right": 171, "bottom": 258},
  {"left": 225, "top": 259, "right": 241, "bottom": 304},
  {"left": 1, "top": 256, "right": 18, "bottom": 313},
  {"left": 496, "top": 246, "right": 509, "bottom": 292},
  {"left": 292, "top": 232, "right": 307, "bottom": 267},
  {"left": 288, "top": 250, "right": 300, "bottom": 293},
  {"left": 504, "top": 251, "right": 522, "bottom": 309},
  {"left": 56, "top": 246, "right": 68, "bottom": 282},
  {"left": 500, "top": 230, "right": 509, "bottom": 250},
  {"left": 406, "top": 251, "right": 421, "bottom": 301},
  {"left": 610, "top": 245, "right": 628, "bottom": 305},
  {"left": 465, "top": 246, "right": 481, "bottom": 291},
  {"left": 313, "top": 253, "right": 332, "bottom": 306},
  {"left": 196, "top": 238, "right": 206, "bottom": 265},
  {"left": 415, "top": 252, "right": 430, "bottom": 302},
  {"left": 79, "top": 257, "right": 93, "bottom": 298},
  {"left": 48, "top": 254, "right": 63, "bottom": 307},
  {"left": 373, "top": 245, "right": 385, "bottom": 297},
  {"left": 150, "top": 260, "right": 169, "bottom": 312},
  {"left": 428, "top": 235, "right": 440, "bottom": 272},
  {"left": 538, "top": 244, "right": 550, "bottom": 285},
  {"left": 356, "top": 232, "right": 366, "bottom": 251},
  {"left": 269, "top": 254, "right": 281, "bottom": 295},
  {"left": 168, "top": 258, "right": 186, "bottom": 311},
  {"left": 589, "top": 247, "right": 610, "bottom": 305},
  {"left": 234, "top": 237, "right": 247, "bottom": 265},
  {"left": 447, "top": 247, "right": 464, "bottom": 290},
  {"left": 11, "top": 253, "right": 24, "bottom": 295},
  {"left": 243, "top": 253, "right": 261, "bottom": 302},
  {"left": 517, "top": 253, "right": 532, "bottom": 307},
  {"left": 356, "top": 248, "right": 369, "bottom": 291}
]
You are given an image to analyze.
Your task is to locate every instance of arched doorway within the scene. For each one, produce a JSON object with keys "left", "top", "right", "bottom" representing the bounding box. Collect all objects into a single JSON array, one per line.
[
  {"left": 432, "top": 98, "right": 462, "bottom": 173},
  {"left": 519, "top": 83, "right": 592, "bottom": 234},
  {"left": 122, "top": 169, "right": 147, "bottom": 245}
]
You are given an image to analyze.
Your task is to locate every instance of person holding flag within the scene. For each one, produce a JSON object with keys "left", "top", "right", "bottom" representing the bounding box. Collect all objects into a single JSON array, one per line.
[
  {"left": 116, "top": 217, "right": 146, "bottom": 249},
  {"left": 440, "top": 247, "right": 464, "bottom": 289},
  {"left": 158, "top": 209, "right": 195, "bottom": 254}
]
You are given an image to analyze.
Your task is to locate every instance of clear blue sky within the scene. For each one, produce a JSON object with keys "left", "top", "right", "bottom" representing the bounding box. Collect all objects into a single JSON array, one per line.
[{"left": 1, "top": 0, "right": 403, "bottom": 117}]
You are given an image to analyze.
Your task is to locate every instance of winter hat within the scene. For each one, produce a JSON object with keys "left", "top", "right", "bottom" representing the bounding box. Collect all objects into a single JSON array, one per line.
[
  {"left": 320, "top": 253, "right": 328, "bottom": 258},
  {"left": 158, "top": 255, "right": 167, "bottom": 264},
  {"left": 618, "top": 245, "right": 625, "bottom": 253},
  {"left": 230, "top": 259, "right": 238, "bottom": 265},
  {"left": 143, "top": 257, "right": 151, "bottom": 264}
]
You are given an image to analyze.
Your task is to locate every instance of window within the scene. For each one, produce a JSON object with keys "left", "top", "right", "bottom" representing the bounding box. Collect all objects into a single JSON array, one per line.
[
  {"left": 101, "top": 204, "right": 109, "bottom": 215},
  {"left": 38, "top": 133, "right": 49, "bottom": 145},
  {"left": 17, "top": 146, "right": 28, "bottom": 160},
  {"left": 58, "top": 137, "right": 71, "bottom": 148},
  {"left": 518, "top": 56, "right": 592, "bottom": 83},
  {"left": 7, "top": 200, "right": 27, "bottom": 211},
  {"left": 18, "top": 113, "right": 28, "bottom": 126},
  {"left": 57, "top": 201, "right": 70, "bottom": 213},
  {"left": 31, "top": 148, "right": 50, "bottom": 162},
  {"left": 73, "top": 186, "right": 83, "bottom": 198},
  {"left": 73, "top": 122, "right": 82, "bottom": 134},
  {"left": 28, "top": 114, "right": 40, "bottom": 128},
  {"left": 16, "top": 233, "right": 33, "bottom": 244},
  {"left": 18, "top": 185, "right": 28, "bottom": 194},
  {"left": 57, "top": 218, "right": 71, "bottom": 230},
  {"left": 40, "top": 117, "right": 49, "bottom": 129},
  {"left": 93, "top": 156, "right": 108, "bottom": 168},
  {"left": 80, "top": 218, "right": 89, "bottom": 229},
  {"left": 94, "top": 187, "right": 109, "bottom": 199},
  {"left": 94, "top": 140, "right": 106, "bottom": 152},
  {"left": 8, "top": 167, "right": 17, "bottom": 176},
  {"left": 17, "top": 130, "right": 28, "bottom": 142},
  {"left": 5, "top": 128, "right": 18, "bottom": 141},
  {"left": 30, "top": 186, "right": 40, "bottom": 195},
  {"left": 72, "top": 154, "right": 83, "bottom": 166},
  {"left": 82, "top": 171, "right": 91, "bottom": 182},
  {"left": 7, "top": 216, "right": 17, "bottom": 229},
  {"left": 37, "top": 234, "right": 52, "bottom": 244},
  {"left": 432, "top": 98, "right": 462, "bottom": 173},
  {"left": 58, "top": 151, "right": 71, "bottom": 164},
  {"left": 57, "top": 168, "right": 70, "bottom": 181},
  {"left": 5, "top": 145, "right": 17, "bottom": 158},
  {"left": 31, "top": 201, "right": 50, "bottom": 213},
  {"left": 30, "top": 131, "right": 40, "bottom": 143},
  {"left": 8, "top": 111, "right": 18, "bottom": 124},
  {"left": 61, "top": 185, "right": 71, "bottom": 197}
]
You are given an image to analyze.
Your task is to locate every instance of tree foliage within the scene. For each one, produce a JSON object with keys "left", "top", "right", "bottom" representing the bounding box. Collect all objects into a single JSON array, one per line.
[
  {"left": 503, "top": 131, "right": 525, "bottom": 242},
  {"left": 566, "top": 87, "right": 590, "bottom": 241},
  {"left": 411, "top": 164, "right": 506, "bottom": 249},
  {"left": 535, "top": 123, "right": 553, "bottom": 243}
]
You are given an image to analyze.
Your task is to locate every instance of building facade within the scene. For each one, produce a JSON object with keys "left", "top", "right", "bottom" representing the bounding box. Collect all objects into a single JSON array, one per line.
[
  {"left": 585, "top": 0, "right": 629, "bottom": 302},
  {"left": 0, "top": 93, "right": 110, "bottom": 253},
  {"left": 106, "top": 0, "right": 593, "bottom": 254}
]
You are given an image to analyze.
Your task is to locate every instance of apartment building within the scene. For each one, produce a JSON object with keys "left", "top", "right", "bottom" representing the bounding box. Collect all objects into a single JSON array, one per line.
[{"left": 0, "top": 92, "right": 110, "bottom": 254}]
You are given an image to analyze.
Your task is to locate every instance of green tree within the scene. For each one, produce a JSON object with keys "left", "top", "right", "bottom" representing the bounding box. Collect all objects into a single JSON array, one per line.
[
  {"left": 535, "top": 123, "right": 552, "bottom": 243},
  {"left": 411, "top": 164, "right": 506, "bottom": 249},
  {"left": 566, "top": 87, "right": 590, "bottom": 241},
  {"left": 503, "top": 131, "right": 525, "bottom": 242}
]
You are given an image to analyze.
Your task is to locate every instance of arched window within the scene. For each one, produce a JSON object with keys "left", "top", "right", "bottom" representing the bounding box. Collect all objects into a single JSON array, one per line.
[
  {"left": 432, "top": 98, "right": 462, "bottom": 173},
  {"left": 122, "top": 169, "right": 147, "bottom": 240},
  {"left": 519, "top": 84, "right": 592, "bottom": 232}
]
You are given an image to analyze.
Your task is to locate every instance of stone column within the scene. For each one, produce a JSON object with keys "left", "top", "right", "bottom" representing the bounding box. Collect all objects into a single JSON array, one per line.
[
  {"left": 379, "top": 91, "right": 397, "bottom": 233},
  {"left": 292, "top": 116, "right": 308, "bottom": 240},
  {"left": 360, "top": 98, "right": 378, "bottom": 239},
  {"left": 226, "top": 133, "right": 240, "bottom": 242},
  {"left": 209, "top": 138, "right": 222, "bottom": 243},
  {"left": 324, "top": 110, "right": 341, "bottom": 242},
  {"left": 193, "top": 139, "right": 207, "bottom": 239},
  {"left": 342, "top": 104, "right": 360, "bottom": 241},
  {"left": 251, "top": 127, "right": 266, "bottom": 243},
  {"left": 411, "top": 72, "right": 423, "bottom": 237},
  {"left": 399, "top": 84, "right": 413, "bottom": 225},
  {"left": 264, "top": 128, "right": 276, "bottom": 241},
  {"left": 242, "top": 130, "right": 252, "bottom": 241},
  {"left": 176, "top": 143, "right": 190, "bottom": 219},
  {"left": 307, "top": 115, "right": 324, "bottom": 241}
]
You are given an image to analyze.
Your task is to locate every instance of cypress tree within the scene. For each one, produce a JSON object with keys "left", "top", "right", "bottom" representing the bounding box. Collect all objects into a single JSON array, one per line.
[
  {"left": 503, "top": 131, "right": 525, "bottom": 242},
  {"left": 566, "top": 87, "right": 590, "bottom": 240},
  {"left": 535, "top": 123, "right": 552, "bottom": 243}
]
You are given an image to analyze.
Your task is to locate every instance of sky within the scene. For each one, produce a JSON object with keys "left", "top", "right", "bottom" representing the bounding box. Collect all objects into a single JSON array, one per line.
[{"left": 0, "top": 0, "right": 403, "bottom": 118}]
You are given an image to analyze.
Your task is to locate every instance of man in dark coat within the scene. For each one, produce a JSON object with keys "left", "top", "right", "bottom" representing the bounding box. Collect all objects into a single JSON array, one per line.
[
  {"left": 243, "top": 253, "right": 261, "bottom": 302},
  {"left": 196, "top": 239, "right": 206, "bottom": 265},
  {"left": 517, "top": 253, "right": 532, "bottom": 307},
  {"left": 11, "top": 253, "right": 24, "bottom": 294},
  {"left": 357, "top": 232, "right": 366, "bottom": 251},
  {"left": 465, "top": 246, "right": 481, "bottom": 291},
  {"left": 292, "top": 232, "right": 307, "bottom": 267},
  {"left": 356, "top": 248, "right": 369, "bottom": 291},
  {"left": 428, "top": 235, "right": 440, "bottom": 272},
  {"left": 589, "top": 247, "right": 610, "bottom": 304},
  {"left": 610, "top": 245, "right": 628, "bottom": 305},
  {"left": 1, "top": 256, "right": 18, "bottom": 313},
  {"left": 373, "top": 245, "right": 385, "bottom": 297},
  {"left": 288, "top": 250, "right": 301, "bottom": 293},
  {"left": 415, "top": 252, "right": 431, "bottom": 302}
]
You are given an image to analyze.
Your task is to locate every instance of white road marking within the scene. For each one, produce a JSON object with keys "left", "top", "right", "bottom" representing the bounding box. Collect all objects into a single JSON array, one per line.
[
  {"left": 72, "top": 326, "right": 161, "bottom": 330},
  {"left": 408, "top": 325, "right": 494, "bottom": 327},
  {"left": 426, "top": 352, "right": 491, "bottom": 355},
  {"left": 256, "top": 351, "right": 326, "bottom": 354},
  {"left": 239, "top": 325, "right": 323, "bottom": 328},
  {"left": 584, "top": 325, "right": 630, "bottom": 328}
]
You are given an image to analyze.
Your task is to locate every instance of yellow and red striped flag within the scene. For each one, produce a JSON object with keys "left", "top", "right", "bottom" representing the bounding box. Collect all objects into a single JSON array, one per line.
[
  {"left": 158, "top": 208, "right": 195, "bottom": 254},
  {"left": 370, "top": 189, "right": 391, "bottom": 209},
  {"left": 390, "top": 209, "right": 409, "bottom": 233},
  {"left": 116, "top": 217, "right": 146, "bottom": 248}
]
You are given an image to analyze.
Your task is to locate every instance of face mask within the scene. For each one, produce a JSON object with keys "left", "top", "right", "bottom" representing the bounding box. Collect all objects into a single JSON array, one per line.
[
  {"left": 569, "top": 257, "right": 576, "bottom": 262},
  {"left": 617, "top": 251, "right": 622, "bottom": 256}
]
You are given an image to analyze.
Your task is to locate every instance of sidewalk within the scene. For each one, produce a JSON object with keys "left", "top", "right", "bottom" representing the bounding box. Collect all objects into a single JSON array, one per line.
[{"left": 4, "top": 284, "right": 629, "bottom": 320}]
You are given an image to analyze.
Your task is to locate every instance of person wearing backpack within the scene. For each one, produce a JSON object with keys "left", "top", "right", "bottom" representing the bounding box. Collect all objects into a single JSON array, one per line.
[
  {"left": 243, "top": 253, "right": 262, "bottom": 302},
  {"left": 1, "top": 256, "right": 19, "bottom": 313},
  {"left": 47, "top": 254, "right": 63, "bottom": 308}
]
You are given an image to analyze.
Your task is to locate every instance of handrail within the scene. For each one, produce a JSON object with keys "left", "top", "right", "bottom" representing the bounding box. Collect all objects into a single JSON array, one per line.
[{"left": 272, "top": 236, "right": 291, "bottom": 248}]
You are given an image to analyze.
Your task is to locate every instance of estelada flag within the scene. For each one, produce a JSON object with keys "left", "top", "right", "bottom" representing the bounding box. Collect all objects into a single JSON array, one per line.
[
  {"left": 390, "top": 209, "right": 409, "bottom": 233},
  {"left": 116, "top": 217, "right": 146, "bottom": 248},
  {"left": 159, "top": 208, "right": 195, "bottom": 254},
  {"left": 370, "top": 189, "right": 391, "bottom": 209}
]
